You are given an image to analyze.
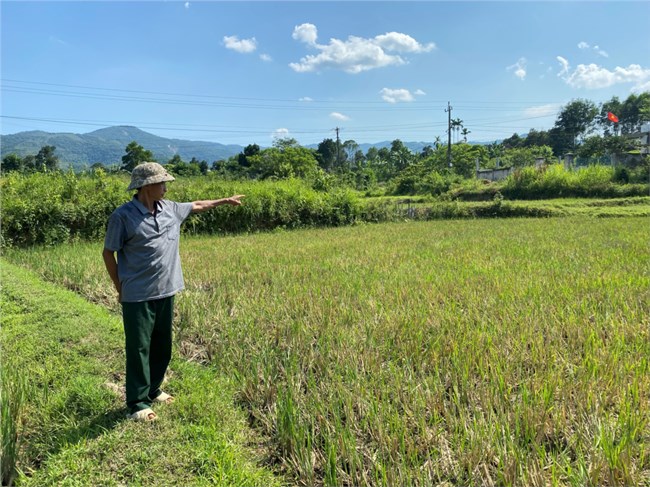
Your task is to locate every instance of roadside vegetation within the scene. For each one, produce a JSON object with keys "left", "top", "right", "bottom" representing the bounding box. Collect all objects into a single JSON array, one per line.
[{"left": 4, "top": 218, "right": 649, "bottom": 486}]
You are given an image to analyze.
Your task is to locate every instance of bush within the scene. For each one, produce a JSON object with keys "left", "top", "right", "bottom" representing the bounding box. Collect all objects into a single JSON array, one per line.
[
  {"left": 0, "top": 173, "right": 364, "bottom": 247},
  {"left": 501, "top": 164, "right": 649, "bottom": 199}
]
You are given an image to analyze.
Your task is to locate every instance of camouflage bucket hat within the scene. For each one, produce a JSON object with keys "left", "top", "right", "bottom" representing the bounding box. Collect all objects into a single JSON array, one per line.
[{"left": 127, "top": 162, "right": 175, "bottom": 191}]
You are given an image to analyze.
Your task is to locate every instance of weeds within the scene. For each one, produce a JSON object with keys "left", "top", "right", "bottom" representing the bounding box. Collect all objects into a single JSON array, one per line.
[{"left": 1, "top": 354, "right": 29, "bottom": 487}]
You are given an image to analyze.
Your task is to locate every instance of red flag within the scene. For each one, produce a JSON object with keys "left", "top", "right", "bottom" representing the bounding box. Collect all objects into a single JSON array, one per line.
[{"left": 607, "top": 112, "right": 619, "bottom": 123}]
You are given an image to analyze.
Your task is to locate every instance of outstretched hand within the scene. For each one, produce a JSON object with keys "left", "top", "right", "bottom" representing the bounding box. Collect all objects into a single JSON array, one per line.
[{"left": 225, "top": 195, "right": 245, "bottom": 206}]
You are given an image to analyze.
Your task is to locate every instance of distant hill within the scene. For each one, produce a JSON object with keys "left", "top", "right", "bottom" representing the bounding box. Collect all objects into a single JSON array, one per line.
[
  {"left": 0, "top": 126, "right": 245, "bottom": 171},
  {"left": 1, "top": 125, "right": 492, "bottom": 171}
]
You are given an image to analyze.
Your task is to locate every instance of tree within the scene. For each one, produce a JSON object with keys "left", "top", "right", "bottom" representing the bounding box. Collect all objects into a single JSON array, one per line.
[
  {"left": 2, "top": 153, "right": 23, "bottom": 173},
  {"left": 272, "top": 137, "right": 300, "bottom": 151},
  {"left": 316, "top": 138, "right": 338, "bottom": 172},
  {"left": 342, "top": 140, "right": 360, "bottom": 170},
  {"left": 501, "top": 146, "right": 554, "bottom": 168},
  {"left": 188, "top": 157, "right": 209, "bottom": 175},
  {"left": 451, "top": 118, "right": 464, "bottom": 143},
  {"left": 522, "top": 129, "right": 550, "bottom": 148},
  {"left": 420, "top": 145, "right": 435, "bottom": 159},
  {"left": 248, "top": 146, "right": 319, "bottom": 179},
  {"left": 121, "top": 141, "right": 154, "bottom": 171},
  {"left": 199, "top": 160, "right": 209, "bottom": 175},
  {"left": 388, "top": 139, "right": 415, "bottom": 174},
  {"left": 35, "top": 145, "right": 59, "bottom": 171},
  {"left": 461, "top": 127, "right": 471, "bottom": 143},
  {"left": 502, "top": 133, "right": 523, "bottom": 149},
  {"left": 619, "top": 91, "right": 650, "bottom": 134},
  {"left": 237, "top": 144, "right": 260, "bottom": 169},
  {"left": 353, "top": 149, "right": 366, "bottom": 169},
  {"left": 22, "top": 155, "right": 36, "bottom": 172},
  {"left": 553, "top": 99, "right": 599, "bottom": 153},
  {"left": 599, "top": 96, "right": 623, "bottom": 137}
]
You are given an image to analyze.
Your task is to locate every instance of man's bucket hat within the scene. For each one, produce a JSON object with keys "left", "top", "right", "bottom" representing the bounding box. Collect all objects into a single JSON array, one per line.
[{"left": 127, "top": 162, "right": 175, "bottom": 191}]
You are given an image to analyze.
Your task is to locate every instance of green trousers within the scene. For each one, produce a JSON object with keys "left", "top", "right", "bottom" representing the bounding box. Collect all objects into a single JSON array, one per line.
[{"left": 122, "top": 296, "right": 174, "bottom": 414}]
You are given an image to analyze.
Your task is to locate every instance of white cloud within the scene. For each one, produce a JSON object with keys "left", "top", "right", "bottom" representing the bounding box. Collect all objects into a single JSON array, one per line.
[
  {"left": 633, "top": 80, "right": 650, "bottom": 92},
  {"left": 556, "top": 56, "right": 570, "bottom": 78},
  {"left": 289, "top": 23, "right": 434, "bottom": 74},
  {"left": 292, "top": 23, "right": 318, "bottom": 46},
  {"left": 259, "top": 53, "right": 272, "bottom": 62},
  {"left": 49, "top": 36, "right": 68, "bottom": 46},
  {"left": 380, "top": 88, "right": 415, "bottom": 103},
  {"left": 373, "top": 32, "right": 435, "bottom": 53},
  {"left": 272, "top": 128, "right": 290, "bottom": 139},
  {"left": 507, "top": 57, "right": 527, "bottom": 80},
  {"left": 524, "top": 103, "right": 562, "bottom": 118},
  {"left": 565, "top": 63, "right": 650, "bottom": 90},
  {"left": 593, "top": 45, "right": 609, "bottom": 58},
  {"left": 223, "top": 35, "right": 257, "bottom": 54},
  {"left": 330, "top": 112, "right": 350, "bottom": 121},
  {"left": 414, "top": 89, "right": 426, "bottom": 96},
  {"left": 184, "top": 2, "right": 190, "bottom": 9},
  {"left": 577, "top": 41, "right": 608, "bottom": 58},
  {"left": 299, "top": 97, "right": 313, "bottom": 102}
]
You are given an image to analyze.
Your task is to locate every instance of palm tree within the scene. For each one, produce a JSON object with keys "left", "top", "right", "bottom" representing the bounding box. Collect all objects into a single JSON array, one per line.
[
  {"left": 461, "top": 127, "right": 471, "bottom": 143},
  {"left": 451, "top": 118, "right": 464, "bottom": 143}
]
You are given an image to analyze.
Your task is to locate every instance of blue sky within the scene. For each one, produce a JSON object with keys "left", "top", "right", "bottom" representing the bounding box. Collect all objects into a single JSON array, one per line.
[{"left": 2, "top": 1, "right": 649, "bottom": 147}]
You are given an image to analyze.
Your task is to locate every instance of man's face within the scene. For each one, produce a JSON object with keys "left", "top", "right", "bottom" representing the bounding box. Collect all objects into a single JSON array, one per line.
[{"left": 142, "top": 182, "right": 167, "bottom": 201}]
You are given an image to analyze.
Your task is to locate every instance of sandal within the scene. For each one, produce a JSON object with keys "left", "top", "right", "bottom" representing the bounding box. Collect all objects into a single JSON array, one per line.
[
  {"left": 152, "top": 391, "right": 175, "bottom": 405},
  {"left": 127, "top": 408, "right": 158, "bottom": 422}
]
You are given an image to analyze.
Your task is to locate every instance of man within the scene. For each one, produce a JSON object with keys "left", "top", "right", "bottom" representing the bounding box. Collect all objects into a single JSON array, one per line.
[{"left": 103, "top": 162, "right": 243, "bottom": 422}]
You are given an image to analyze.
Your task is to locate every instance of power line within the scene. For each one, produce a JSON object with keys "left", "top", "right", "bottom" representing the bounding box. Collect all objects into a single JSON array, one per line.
[{"left": 1, "top": 78, "right": 559, "bottom": 107}]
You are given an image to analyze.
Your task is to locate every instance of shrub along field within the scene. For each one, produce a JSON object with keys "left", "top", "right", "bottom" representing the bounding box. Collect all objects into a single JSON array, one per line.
[
  {"left": 4, "top": 217, "right": 649, "bottom": 486},
  {"left": 1, "top": 167, "right": 649, "bottom": 247}
]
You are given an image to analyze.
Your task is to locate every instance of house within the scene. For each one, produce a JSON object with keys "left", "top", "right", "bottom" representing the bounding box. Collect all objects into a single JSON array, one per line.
[{"left": 625, "top": 122, "right": 650, "bottom": 155}]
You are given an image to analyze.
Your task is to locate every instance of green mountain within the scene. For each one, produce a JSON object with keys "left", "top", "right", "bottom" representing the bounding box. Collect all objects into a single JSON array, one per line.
[{"left": 0, "top": 126, "right": 244, "bottom": 170}]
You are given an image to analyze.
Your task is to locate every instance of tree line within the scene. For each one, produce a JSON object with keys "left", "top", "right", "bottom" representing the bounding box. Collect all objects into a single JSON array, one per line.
[{"left": 3, "top": 92, "right": 648, "bottom": 194}]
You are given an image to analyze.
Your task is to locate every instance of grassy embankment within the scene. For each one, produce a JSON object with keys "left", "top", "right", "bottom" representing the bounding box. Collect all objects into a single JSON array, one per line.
[
  {"left": 365, "top": 196, "right": 650, "bottom": 219},
  {"left": 5, "top": 217, "right": 649, "bottom": 486},
  {"left": 0, "top": 262, "right": 282, "bottom": 486}
]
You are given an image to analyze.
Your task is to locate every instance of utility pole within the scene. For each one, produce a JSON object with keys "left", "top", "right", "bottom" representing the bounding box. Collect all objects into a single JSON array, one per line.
[
  {"left": 445, "top": 102, "right": 453, "bottom": 167},
  {"left": 335, "top": 126, "right": 341, "bottom": 169}
]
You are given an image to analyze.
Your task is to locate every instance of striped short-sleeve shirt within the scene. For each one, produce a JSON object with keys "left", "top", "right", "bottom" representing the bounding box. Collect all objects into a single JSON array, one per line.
[{"left": 104, "top": 197, "right": 193, "bottom": 303}]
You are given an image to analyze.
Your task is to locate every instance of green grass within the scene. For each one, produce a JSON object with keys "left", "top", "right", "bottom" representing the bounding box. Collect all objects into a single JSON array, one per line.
[
  {"left": 5, "top": 217, "right": 650, "bottom": 486},
  {"left": 362, "top": 196, "right": 650, "bottom": 219},
  {"left": 0, "top": 262, "right": 281, "bottom": 486}
]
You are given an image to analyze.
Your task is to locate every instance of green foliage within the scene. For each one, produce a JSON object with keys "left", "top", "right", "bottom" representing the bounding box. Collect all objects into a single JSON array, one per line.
[
  {"left": 1, "top": 146, "right": 60, "bottom": 174},
  {"left": 1, "top": 350, "right": 29, "bottom": 487},
  {"left": 166, "top": 155, "right": 204, "bottom": 176},
  {"left": 3, "top": 165, "right": 649, "bottom": 248},
  {"left": 0, "top": 173, "right": 363, "bottom": 247},
  {"left": 121, "top": 141, "right": 155, "bottom": 171},
  {"left": 1, "top": 153, "right": 24, "bottom": 173},
  {"left": 248, "top": 146, "right": 320, "bottom": 180},
  {"left": 502, "top": 163, "right": 648, "bottom": 199},
  {"left": 498, "top": 145, "right": 554, "bottom": 168},
  {"left": 0, "top": 171, "right": 129, "bottom": 247},
  {"left": 553, "top": 99, "right": 600, "bottom": 153}
]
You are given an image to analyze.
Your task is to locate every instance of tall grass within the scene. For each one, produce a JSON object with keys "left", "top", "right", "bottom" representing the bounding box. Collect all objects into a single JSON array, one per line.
[
  {"left": 1, "top": 352, "right": 29, "bottom": 487},
  {"left": 0, "top": 172, "right": 360, "bottom": 247},
  {"left": 502, "top": 164, "right": 649, "bottom": 199},
  {"left": 5, "top": 218, "right": 650, "bottom": 486}
]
